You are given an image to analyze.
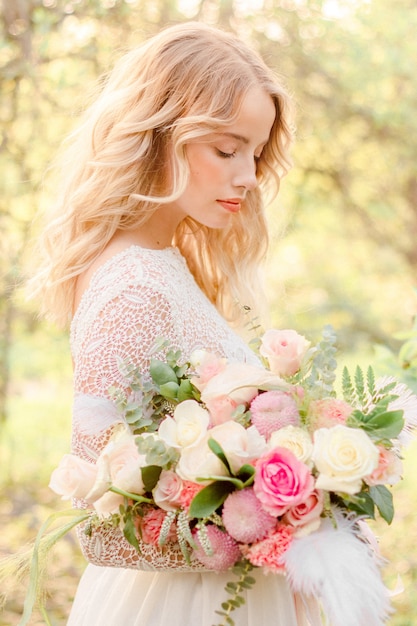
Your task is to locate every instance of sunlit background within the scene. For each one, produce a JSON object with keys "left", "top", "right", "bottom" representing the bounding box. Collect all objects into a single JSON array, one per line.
[{"left": 1, "top": 0, "right": 416, "bottom": 624}]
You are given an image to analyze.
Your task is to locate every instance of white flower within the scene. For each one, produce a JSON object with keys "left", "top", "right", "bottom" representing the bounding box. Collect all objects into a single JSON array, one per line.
[
  {"left": 200, "top": 362, "right": 289, "bottom": 407},
  {"left": 269, "top": 425, "right": 314, "bottom": 466},
  {"left": 158, "top": 399, "right": 210, "bottom": 449},
  {"left": 312, "top": 425, "right": 379, "bottom": 495},
  {"left": 177, "top": 421, "right": 266, "bottom": 482}
]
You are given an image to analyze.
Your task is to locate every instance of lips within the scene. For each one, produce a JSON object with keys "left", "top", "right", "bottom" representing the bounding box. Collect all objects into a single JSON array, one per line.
[{"left": 217, "top": 199, "right": 242, "bottom": 213}]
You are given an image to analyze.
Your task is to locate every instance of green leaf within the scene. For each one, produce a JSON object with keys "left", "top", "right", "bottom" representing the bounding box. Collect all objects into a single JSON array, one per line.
[
  {"left": 369, "top": 485, "right": 394, "bottom": 524},
  {"left": 122, "top": 515, "right": 140, "bottom": 552},
  {"left": 177, "top": 379, "right": 195, "bottom": 402},
  {"left": 361, "top": 410, "right": 404, "bottom": 439},
  {"left": 235, "top": 464, "right": 255, "bottom": 486},
  {"left": 189, "top": 481, "right": 235, "bottom": 518},
  {"left": 159, "top": 381, "right": 179, "bottom": 399},
  {"left": 141, "top": 465, "right": 162, "bottom": 491},
  {"left": 208, "top": 438, "right": 232, "bottom": 475},
  {"left": 150, "top": 359, "right": 178, "bottom": 386},
  {"left": 343, "top": 491, "right": 375, "bottom": 519}
]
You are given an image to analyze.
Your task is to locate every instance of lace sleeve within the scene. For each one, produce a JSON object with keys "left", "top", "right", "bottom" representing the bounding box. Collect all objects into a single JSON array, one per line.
[{"left": 71, "top": 284, "right": 208, "bottom": 572}]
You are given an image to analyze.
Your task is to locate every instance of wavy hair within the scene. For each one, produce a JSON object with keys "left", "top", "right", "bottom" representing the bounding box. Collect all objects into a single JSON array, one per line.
[{"left": 30, "top": 21, "right": 294, "bottom": 327}]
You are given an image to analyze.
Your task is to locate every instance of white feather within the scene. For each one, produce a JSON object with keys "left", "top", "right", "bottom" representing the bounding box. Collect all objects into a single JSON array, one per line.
[{"left": 281, "top": 513, "right": 392, "bottom": 626}]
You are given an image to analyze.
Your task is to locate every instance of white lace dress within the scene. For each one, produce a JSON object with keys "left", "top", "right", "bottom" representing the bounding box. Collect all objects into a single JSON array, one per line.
[{"left": 67, "top": 246, "right": 308, "bottom": 626}]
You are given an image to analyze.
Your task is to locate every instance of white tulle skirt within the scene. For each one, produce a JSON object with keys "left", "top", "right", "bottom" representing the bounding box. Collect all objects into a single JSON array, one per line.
[{"left": 67, "top": 565, "right": 312, "bottom": 626}]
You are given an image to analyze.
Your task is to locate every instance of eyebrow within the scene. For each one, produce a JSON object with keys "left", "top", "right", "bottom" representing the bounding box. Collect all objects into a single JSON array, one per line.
[{"left": 216, "top": 131, "right": 269, "bottom": 147}]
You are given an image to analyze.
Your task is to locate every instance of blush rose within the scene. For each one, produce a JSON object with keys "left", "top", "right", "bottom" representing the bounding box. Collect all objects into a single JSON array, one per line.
[{"left": 254, "top": 447, "right": 315, "bottom": 516}]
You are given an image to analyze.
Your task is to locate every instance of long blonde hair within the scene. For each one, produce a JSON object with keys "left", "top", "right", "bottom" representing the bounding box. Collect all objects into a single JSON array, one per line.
[{"left": 31, "top": 21, "right": 293, "bottom": 327}]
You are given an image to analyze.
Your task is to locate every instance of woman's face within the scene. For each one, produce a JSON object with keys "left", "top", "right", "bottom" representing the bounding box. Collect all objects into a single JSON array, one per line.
[{"left": 166, "top": 86, "right": 276, "bottom": 230}]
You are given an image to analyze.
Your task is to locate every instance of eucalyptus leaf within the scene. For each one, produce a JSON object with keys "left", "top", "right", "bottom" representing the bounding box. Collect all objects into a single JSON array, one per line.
[
  {"left": 150, "top": 359, "right": 178, "bottom": 385},
  {"left": 159, "top": 381, "right": 179, "bottom": 399}
]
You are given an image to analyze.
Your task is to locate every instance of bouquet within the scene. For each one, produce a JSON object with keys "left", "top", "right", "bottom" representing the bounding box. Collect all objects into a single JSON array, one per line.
[{"left": 29, "top": 327, "right": 417, "bottom": 625}]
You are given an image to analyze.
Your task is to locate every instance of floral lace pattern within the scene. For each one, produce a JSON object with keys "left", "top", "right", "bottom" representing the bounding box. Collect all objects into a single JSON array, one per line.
[{"left": 70, "top": 246, "right": 260, "bottom": 571}]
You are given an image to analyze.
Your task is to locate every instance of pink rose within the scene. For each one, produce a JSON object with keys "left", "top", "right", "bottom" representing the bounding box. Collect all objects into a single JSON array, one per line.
[
  {"left": 365, "top": 446, "right": 403, "bottom": 486},
  {"left": 205, "top": 395, "right": 239, "bottom": 425},
  {"left": 153, "top": 470, "right": 183, "bottom": 511},
  {"left": 190, "top": 350, "right": 227, "bottom": 392},
  {"left": 49, "top": 454, "right": 97, "bottom": 500},
  {"left": 254, "top": 447, "right": 315, "bottom": 516},
  {"left": 260, "top": 329, "right": 310, "bottom": 377},
  {"left": 283, "top": 489, "right": 324, "bottom": 534},
  {"left": 308, "top": 398, "right": 353, "bottom": 431}
]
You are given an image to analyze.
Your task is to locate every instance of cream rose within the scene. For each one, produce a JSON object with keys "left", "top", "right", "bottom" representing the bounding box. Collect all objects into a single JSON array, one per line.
[
  {"left": 260, "top": 329, "right": 310, "bottom": 377},
  {"left": 269, "top": 425, "right": 314, "bottom": 466},
  {"left": 201, "top": 362, "right": 289, "bottom": 411},
  {"left": 49, "top": 454, "right": 97, "bottom": 500},
  {"left": 87, "top": 427, "right": 147, "bottom": 514},
  {"left": 158, "top": 399, "right": 210, "bottom": 448},
  {"left": 312, "top": 425, "right": 379, "bottom": 495},
  {"left": 177, "top": 421, "right": 266, "bottom": 482}
]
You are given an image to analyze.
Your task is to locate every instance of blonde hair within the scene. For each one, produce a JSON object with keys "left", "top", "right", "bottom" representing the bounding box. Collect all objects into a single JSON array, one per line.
[{"left": 31, "top": 21, "right": 293, "bottom": 327}]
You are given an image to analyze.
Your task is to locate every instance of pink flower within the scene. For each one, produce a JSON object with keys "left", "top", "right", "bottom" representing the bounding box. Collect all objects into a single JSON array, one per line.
[
  {"left": 153, "top": 470, "right": 183, "bottom": 512},
  {"left": 254, "top": 448, "right": 315, "bottom": 516},
  {"left": 222, "top": 488, "right": 276, "bottom": 543},
  {"left": 190, "top": 350, "right": 227, "bottom": 392},
  {"left": 205, "top": 395, "right": 239, "bottom": 425},
  {"left": 308, "top": 398, "right": 353, "bottom": 431},
  {"left": 200, "top": 363, "right": 289, "bottom": 425},
  {"left": 246, "top": 524, "right": 293, "bottom": 573},
  {"left": 49, "top": 454, "right": 98, "bottom": 500},
  {"left": 250, "top": 391, "right": 300, "bottom": 439},
  {"left": 260, "top": 329, "right": 310, "bottom": 377},
  {"left": 139, "top": 508, "right": 177, "bottom": 546},
  {"left": 365, "top": 446, "right": 403, "bottom": 486},
  {"left": 192, "top": 525, "right": 240, "bottom": 571},
  {"left": 178, "top": 481, "right": 205, "bottom": 512},
  {"left": 283, "top": 489, "right": 324, "bottom": 534}
]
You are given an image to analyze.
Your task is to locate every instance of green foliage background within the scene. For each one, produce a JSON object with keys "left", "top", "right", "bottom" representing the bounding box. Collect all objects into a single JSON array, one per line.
[{"left": 1, "top": 0, "right": 416, "bottom": 624}]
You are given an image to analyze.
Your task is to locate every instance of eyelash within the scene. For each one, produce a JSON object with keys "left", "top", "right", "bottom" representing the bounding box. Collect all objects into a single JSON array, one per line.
[
  {"left": 216, "top": 149, "right": 262, "bottom": 163},
  {"left": 216, "top": 149, "right": 236, "bottom": 159}
]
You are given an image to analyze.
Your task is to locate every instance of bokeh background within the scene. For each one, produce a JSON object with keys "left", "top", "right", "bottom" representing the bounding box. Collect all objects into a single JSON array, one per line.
[{"left": 1, "top": 0, "right": 417, "bottom": 624}]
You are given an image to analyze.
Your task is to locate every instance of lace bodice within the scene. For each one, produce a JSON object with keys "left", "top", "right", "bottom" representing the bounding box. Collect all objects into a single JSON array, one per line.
[{"left": 70, "top": 245, "right": 259, "bottom": 571}]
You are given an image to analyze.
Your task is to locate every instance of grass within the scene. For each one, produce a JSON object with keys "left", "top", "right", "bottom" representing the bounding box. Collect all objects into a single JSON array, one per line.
[{"left": 0, "top": 330, "right": 416, "bottom": 625}]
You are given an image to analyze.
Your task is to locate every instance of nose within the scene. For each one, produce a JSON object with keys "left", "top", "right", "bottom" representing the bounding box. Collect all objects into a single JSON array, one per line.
[{"left": 232, "top": 158, "right": 258, "bottom": 192}]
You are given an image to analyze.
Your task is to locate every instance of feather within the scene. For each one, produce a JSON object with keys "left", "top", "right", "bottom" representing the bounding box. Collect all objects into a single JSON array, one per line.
[{"left": 281, "top": 512, "right": 392, "bottom": 626}]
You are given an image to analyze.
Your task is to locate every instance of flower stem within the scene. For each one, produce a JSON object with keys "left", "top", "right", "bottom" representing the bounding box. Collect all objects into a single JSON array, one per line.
[{"left": 109, "top": 486, "right": 153, "bottom": 503}]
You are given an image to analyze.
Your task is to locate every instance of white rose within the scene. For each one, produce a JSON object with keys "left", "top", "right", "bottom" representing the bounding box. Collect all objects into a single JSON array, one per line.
[
  {"left": 87, "top": 427, "right": 147, "bottom": 514},
  {"left": 176, "top": 434, "right": 228, "bottom": 483},
  {"left": 49, "top": 454, "right": 97, "bottom": 500},
  {"left": 269, "top": 425, "right": 314, "bottom": 466},
  {"left": 158, "top": 399, "right": 210, "bottom": 448},
  {"left": 312, "top": 425, "right": 379, "bottom": 495},
  {"left": 207, "top": 421, "right": 267, "bottom": 474}
]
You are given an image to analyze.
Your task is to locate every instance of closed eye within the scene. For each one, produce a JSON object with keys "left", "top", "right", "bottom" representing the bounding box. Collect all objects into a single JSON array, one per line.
[{"left": 216, "top": 149, "right": 236, "bottom": 159}]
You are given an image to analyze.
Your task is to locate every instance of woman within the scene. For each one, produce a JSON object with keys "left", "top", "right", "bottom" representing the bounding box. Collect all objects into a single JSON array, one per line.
[{"left": 32, "top": 21, "right": 316, "bottom": 626}]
